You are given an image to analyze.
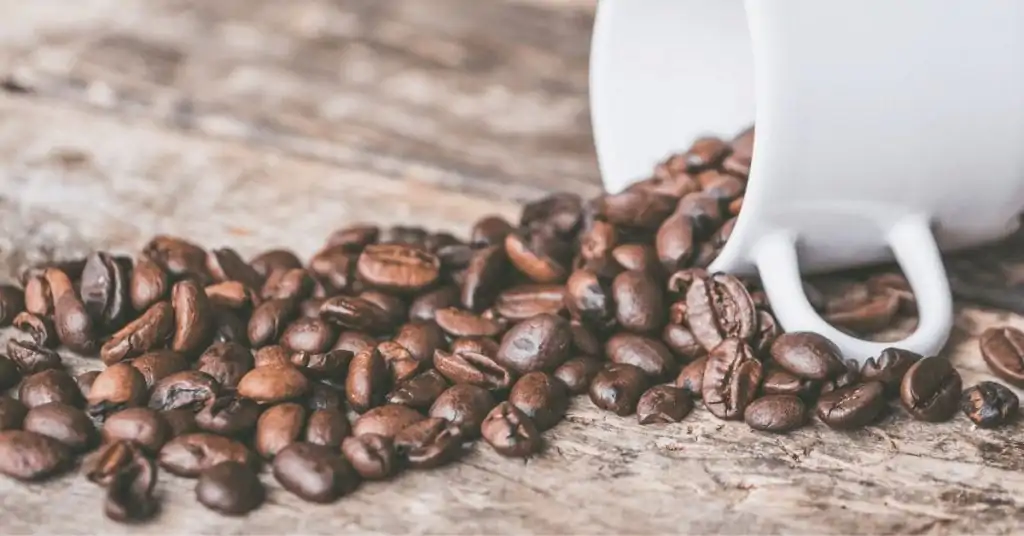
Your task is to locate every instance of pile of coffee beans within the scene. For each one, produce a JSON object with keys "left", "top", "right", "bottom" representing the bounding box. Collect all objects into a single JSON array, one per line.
[{"left": 0, "top": 126, "right": 1020, "bottom": 521}]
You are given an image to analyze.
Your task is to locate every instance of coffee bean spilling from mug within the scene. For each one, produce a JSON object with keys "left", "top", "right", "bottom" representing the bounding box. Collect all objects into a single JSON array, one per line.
[{"left": 0, "top": 127, "right": 996, "bottom": 521}]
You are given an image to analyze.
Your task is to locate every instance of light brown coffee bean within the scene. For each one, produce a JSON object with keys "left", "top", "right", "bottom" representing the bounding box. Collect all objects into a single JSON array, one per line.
[
  {"left": 353, "top": 404, "right": 426, "bottom": 439},
  {"left": 636, "top": 385, "right": 693, "bottom": 424},
  {"left": 102, "top": 408, "right": 171, "bottom": 453},
  {"left": 101, "top": 301, "right": 174, "bottom": 365},
  {"left": 87, "top": 363, "right": 149, "bottom": 418},
  {"left": 255, "top": 402, "right": 306, "bottom": 459},
  {"left": 357, "top": 244, "right": 441, "bottom": 293},
  {"left": 6, "top": 339, "right": 62, "bottom": 375},
  {"left": 305, "top": 407, "right": 351, "bottom": 448},
  {"left": 131, "top": 350, "right": 190, "bottom": 388},
  {"left": 433, "top": 349, "right": 515, "bottom": 391},
  {"left": 346, "top": 349, "right": 391, "bottom": 413},
  {"left": 142, "top": 235, "right": 211, "bottom": 283},
  {"left": 605, "top": 333, "right": 677, "bottom": 381},
  {"left": 171, "top": 280, "right": 213, "bottom": 356},
  {"left": 24, "top": 274, "right": 52, "bottom": 317},
  {"left": 159, "top": 433, "right": 257, "bottom": 477},
  {"left": 130, "top": 258, "right": 169, "bottom": 312},
  {"left": 674, "top": 355, "right": 707, "bottom": 397},
  {"left": 0, "top": 430, "right": 72, "bottom": 481},
  {"left": 254, "top": 345, "right": 293, "bottom": 368},
  {"left": 236, "top": 364, "right": 309, "bottom": 404}
]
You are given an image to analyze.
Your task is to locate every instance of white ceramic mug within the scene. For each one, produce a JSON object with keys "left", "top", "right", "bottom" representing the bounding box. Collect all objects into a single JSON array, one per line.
[{"left": 590, "top": 0, "right": 1024, "bottom": 363}]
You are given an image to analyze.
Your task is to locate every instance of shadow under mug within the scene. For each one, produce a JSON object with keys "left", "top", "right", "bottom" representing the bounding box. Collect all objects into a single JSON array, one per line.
[{"left": 589, "top": 0, "right": 1024, "bottom": 363}]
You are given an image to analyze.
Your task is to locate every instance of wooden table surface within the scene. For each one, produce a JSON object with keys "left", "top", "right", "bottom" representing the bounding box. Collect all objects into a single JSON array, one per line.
[{"left": 3, "top": 1, "right": 1024, "bottom": 534}]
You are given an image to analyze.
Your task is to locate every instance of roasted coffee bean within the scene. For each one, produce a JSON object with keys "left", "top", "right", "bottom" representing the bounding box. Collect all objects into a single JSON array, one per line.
[
  {"left": 480, "top": 401, "right": 542, "bottom": 458},
  {"left": 392, "top": 322, "right": 445, "bottom": 364},
  {"left": 744, "top": 395, "right": 807, "bottom": 433},
  {"left": 204, "top": 281, "right": 254, "bottom": 310},
  {"left": 770, "top": 332, "right": 846, "bottom": 381},
  {"left": 20, "top": 369, "right": 84, "bottom": 409},
  {"left": 496, "top": 313, "right": 572, "bottom": 373},
  {"left": 319, "top": 295, "right": 392, "bottom": 334},
  {"left": 247, "top": 297, "right": 299, "bottom": 347},
  {"left": 434, "top": 307, "right": 504, "bottom": 338},
  {"left": 353, "top": 404, "right": 426, "bottom": 439},
  {"left": 493, "top": 284, "right": 566, "bottom": 321},
  {"left": 681, "top": 136, "right": 730, "bottom": 170},
  {"left": 702, "top": 339, "right": 762, "bottom": 420},
  {"left": 356, "top": 243, "right": 440, "bottom": 293},
  {"left": 961, "top": 382, "right": 1018, "bottom": 428},
  {"left": 46, "top": 268, "right": 97, "bottom": 354},
  {"left": 254, "top": 345, "right": 293, "bottom": 368},
  {"left": 596, "top": 190, "right": 676, "bottom": 230},
  {"left": 23, "top": 402, "right": 95, "bottom": 452},
  {"left": 13, "top": 312, "right": 57, "bottom": 348},
  {"left": 589, "top": 364, "right": 650, "bottom": 416},
  {"left": 75, "top": 370, "right": 100, "bottom": 400},
  {"left": 331, "top": 330, "right": 377, "bottom": 356},
  {"left": 578, "top": 219, "right": 618, "bottom": 261},
  {"left": 751, "top": 310, "right": 781, "bottom": 355},
  {"left": 24, "top": 274, "right": 53, "bottom": 317},
  {"left": 299, "top": 297, "right": 327, "bottom": 319},
  {"left": 435, "top": 241, "right": 476, "bottom": 270},
  {"left": 84, "top": 440, "right": 139, "bottom": 486},
  {"left": 0, "top": 430, "right": 72, "bottom": 481},
  {"left": 130, "top": 258, "right": 169, "bottom": 312},
  {"left": 900, "top": 357, "right": 962, "bottom": 421},
  {"left": 520, "top": 192, "right": 583, "bottom": 236},
  {"left": 450, "top": 336, "right": 500, "bottom": 357},
  {"left": 611, "top": 270, "right": 665, "bottom": 334},
  {"left": 553, "top": 356, "right": 603, "bottom": 395},
  {"left": 666, "top": 268, "right": 709, "bottom": 299},
  {"left": 80, "top": 252, "right": 132, "bottom": 331},
  {"left": 210, "top": 307, "right": 249, "bottom": 346},
  {"left": 159, "top": 433, "right": 257, "bottom": 477},
  {"left": 394, "top": 417, "right": 463, "bottom": 469},
  {"left": 461, "top": 245, "right": 509, "bottom": 312},
  {"left": 7, "top": 339, "right": 61, "bottom": 374},
  {"left": 280, "top": 317, "right": 337, "bottom": 354},
  {"left": 611, "top": 244, "right": 662, "bottom": 276},
  {"left": 0, "top": 354, "right": 21, "bottom": 392},
  {"left": 0, "top": 284, "right": 25, "bottom": 326},
  {"left": 861, "top": 347, "right": 922, "bottom": 397},
  {"left": 825, "top": 291, "right": 900, "bottom": 334},
  {"left": 236, "top": 364, "right": 309, "bottom": 404},
  {"left": 143, "top": 235, "right": 211, "bottom": 283},
  {"left": 636, "top": 385, "right": 692, "bottom": 424},
  {"left": 195, "top": 342, "right": 253, "bottom": 390},
  {"left": 508, "top": 372, "right": 568, "bottom": 431},
  {"left": 102, "top": 407, "right": 171, "bottom": 453},
  {"left": 196, "top": 396, "right": 262, "bottom": 436},
  {"left": 979, "top": 327, "right": 1024, "bottom": 386},
  {"left": 255, "top": 402, "right": 306, "bottom": 459},
  {"left": 291, "top": 349, "right": 352, "bottom": 382},
  {"left": 86, "top": 363, "right": 148, "bottom": 418},
  {"left": 170, "top": 280, "right": 213, "bottom": 356},
  {"left": 342, "top": 434, "right": 396, "bottom": 480},
  {"left": 0, "top": 395, "right": 27, "bottom": 430},
  {"left": 346, "top": 349, "right": 390, "bottom": 413},
  {"left": 470, "top": 215, "right": 514, "bottom": 247},
  {"left": 676, "top": 193, "right": 724, "bottom": 237},
  {"left": 504, "top": 227, "right": 571, "bottom": 284},
  {"left": 433, "top": 349, "right": 515, "bottom": 391},
  {"left": 262, "top": 268, "right": 315, "bottom": 302},
  {"left": 326, "top": 224, "right": 380, "bottom": 250},
  {"left": 101, "top": 301, "right": 174, "bottom": 365},
  {"left": 817, "top": 382, "right": 886, "bottom": 429},
  {"left": 161, "top": 409, "right": 198, "bottom": 437},
  {"left": 605, "top": 333, "right": 677, "bottom": 381},
  {"left": 305, "top": 407, "right": 351, "bottom": 447},
  {"left": 196, "top": 461, "right": 265, "bottom": 515},
  {"left": 250, "top": 249, "right": 303, "bottom": 278},
  {"left": 359, "top": 290, "right": 407, "bottom": 324},
  {"left": 760, "top": 367, "right": 817, "bottom": 399},
  {"left": 131, "top": 350, "right": 189, "bottom": 388},
  {"left": 308, "top": 245, "right": 357, "bottom": 294},
  {"left": 410, "top": 286, "right": 460, "bottom": 321},
  {"left": 674, "top": 355, "right": 707, "bottom": 397},
  {"left": 384, "top": 225, "right": 428, "bottom": 247},
  {"left": 206, "top": 247, "right": 262, "bottom": 289},
  {"left": 866, "top": 272, "right": 916, "bottom": 314},
  {"left": 721, "top": 126, "right": 753, "bottom": 175},
  {"left": 429, "top": 384, "right": 495, "bottom": 438},
  {"left": 662, "top": 324, "right": 704, "bottom": 363},
  {"left": 372, "top": 341, "right": 420, "bottom": 384},
  {"left": 148, "top": 371, "right": 219, "bottom": 412},
  {"left": 685, "top": 274, "right": 757, "bottom": 351},
  {"left": 387, "top": 369, "right": 449, "bottom": 409},
  {"left": 564, "top": 268, "right": 616, "bottom": 330},
  {"left": 104, "top": 451, "right": 158, "bottom": 523},
  {"left": 305, "top": 382, "right": 344, "bottom": 411},
  {"left": 274, "top": 442, "right": 360, "bottom": 503},
  {"left": 819, "top": 359, "right": 862, "bottom": 396}
]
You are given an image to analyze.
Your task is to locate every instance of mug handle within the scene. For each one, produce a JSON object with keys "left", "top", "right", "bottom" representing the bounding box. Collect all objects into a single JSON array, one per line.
[{"left": 753, "top": 214, "right": 953, "bottom": 363}]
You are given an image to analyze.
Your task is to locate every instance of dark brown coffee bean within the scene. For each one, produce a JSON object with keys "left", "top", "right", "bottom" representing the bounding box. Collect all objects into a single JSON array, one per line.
[
  {"left": 80, "top": 252, "right": 132, "bottom": 331},
  {"left": 6, "top": 339, "right": 61, "bottom": 374},
  {"left": 305, "top": 382, "right": 344, "bottom": 411},
  {"left": 750, "top": 310, "right": 781, "bottom": 355},
  {"left": 131, "top": 350, "right": 189, "bottom": 388},
  {"left": 330, "top": 330, "right": 376, "bottom": 356},
  {"left": 206, "top": 247, "right": 262, "bottom": 289},
  {"left": 384, "top": 225, "right": 428, "bottom": 247},
  {"left": 204, "top": 281, "right": 254, "bottom": 311},
  {"left": 770, "top": 332, "right": 845, "bottom": 381},
  {"left": 391, "top": 322, "right": 444, "bottom": 364},
  {"left": 159, "top": 433, "right": 257, "bottom": 477},
  {"left": 0, "top": 397, "right": 26, "bottom": 434},
  {"left": 387, "top": 369, "right": 449, "bottom": 410},
  {"left": 596, "top": 190, "right": 676, "bottom": 229},
  {"left": 0, "top": 430, "right": 72, "bottom": 481},
  {"left": 104, "top": 450, "right": 158, "bottom": 523},
  {"left": 161, "top": 409, "right": 198, "bottom": 437},
  {"left": 760, "top": 367, "right": 817, "bottom": 399},
  {"left": 860, "top": 347, "right": 921, "bottom": 397},
  {"left": 195, "top": 342, "right": 253, "bottom": 390},
  {"left": 255, "top": 402, "right": 307, "bottom": 459},
  {"left": 47, "top": 268, "right": 97, "bottom": 354},
  {"left": 493, "top": 284, "right": 566, "bottom": 322},
  {"left": 274, "top": 442, "right": 359, "bottom": 503},
  {"left": 102, "top": 407, "right": 171, "bottom": 453},
  {"left": 481, "top": 401, "right": 542, "bottom": 458},
  {"left": 394, "top": 417, "right": 463, "bottom": 469},
  {"left": 346, "top": 349, "right": 390, "bottom": 413},
  {"left": 84, "top": 440, "right": 140, "bottom": 486},
  {"left": 86, "top": 363, "right": 148, "bottom": 419},
  {"left": 450, "top": 336, "right": 500, "bottom": 357},
  {"left": 825, "top": 292, "right": 900, "bottom": 334},
  {"left": 291, "top": 349, "right": 351, "bottom": 383},
  {"left": 685, "top": 274, "right": 757, "bottom": 351},
  {"left": 148, "top": 371, "right": 219, "bottom": 412},
  {"left": 196, "top": 461, "right": 265, "bottom": 515},
  {"left": 305, "top": 407, "right": 351, "bottom": 448},
  {"left": 356, "top": 244, "right": 440, "bottom": 293},
  {"left": 24, "top": 274, "right": 52, "bottom": 317},
  {"left": 308, "top": 245, "right": 357, "bottom": 294},
  {"left": 130, "top": 257, "right": 169, "bottom": 312},
  {"left": 508, "top": 372, "right": 568, "bottom": 431},
  {"left": 359, "top": 289, "right": 407, "bottom": 322},
  {"left": 353, "top": 404, "right": 425, "bottom": 439},
  {"left": 210, "top": 307, "right": 249, "bottom": 346},
  {"left": 409, "top": 286, "right": 459, "bottom": 321},
  {"left": 818, "top": 359, "right": 862, "bottom": 396},
  {"left": 250, "top": 249, "right": 303, "bottom": 278},
  {"left": 564, "top": 269, "right": 615, "bottom": 329},
  {"left": 196, "top": 396, "right": 262, "bottom": 436},
  {"left": 674, "top": 355, "right": 707, "bottom": 397},
  {"left": 299, "top": 297, "right": 327, "bottom": 319},
  {"left": 662, "top": 324, "right": 704, "bottom": 363},
  {"left": 504, "top": 228, "right": 571, "bottom": 284},
  {"left": 0, "top": 284, "right": 25, "bottom": 327},
  {"left": 961, "top": 382, "right": 1018, "bottom": 428},
  {"left": 495, "top": 313, "right": 572, "bottom": 374},
  {"left": 866, "top": 272, "right": 916, "bottom": 314},
  {"left": 520, "top": 192, "right": 583, "bottom": 236},
  {"left": 170, "top": 280, "right": 213, "bottom": 356},
  {"left": 589, "top": 364, "right": 650, "bottom": 416},
  {"left": 578, "top": 219, "right": 618, "bottom": 262},
  {"left": 342, "top": 434, "right": 397, "bottom": 480},
  {"left": 74, "top": 370, "right": 99, "bottom": 400},
  {"left": 721, "top": 126, "right": 753, "bottom": 175},
  {"left": 23, "top": 402, "right": 96, "bottom": 452},
  {"left": 817, "top": 381, "right": 886, "bottom": 429},
  {"left": 461, "top": 245, "right": 509, "bottom": 312},
  {"left": 676, "top": 193, "right": 724, "bottom": 237},
  {"left": 605, "top": 333, "right": 677, "bottom": 381},
  {"left": 979, "top": 327, "right": 1024, "bottom": 387},
  {"left": 319, "top": 295, "right": 392, "bottom": 335},
  {"left": 611, "top": 270, "right": 665, "bottom": 334},
  {"left": 429, "top": 384, "right": 495, "bottom": 438},
  {"left": 636, "top": 385, "right": 693, "bottom": 424},
  {"left": 13, "top": 312, "right": 57, "bottom": 348},
  {"left": 101, "top": 301, "right": 174, "bottom": 365},
  {"left": 433, "top": 307, "right": 504, "bottom": 339},
  {"left": 702, "top": 339, "right": 763, "bottom": 420},
  {"left": 236, "top": 364, "right": 309, "bottom": 404},
  {"left": 262, "top": 268, "right": 314, "bottom": 302},
  {"left": 20, "top": 369, "right": 84, "bottom": 409},
  {"left": 19, "top": 260, "right": 88, "bottom": 286},
  {"left": 0, "top": 354, "right": 21, "bottom": 392},
  {"left": 433, "top": 349, "right": 515, "bottom": 391},
  {"left": 279, "top": 317, "right": 337, "bottom": 354},
  {"left": 900, "top": 357, "right": 962, "bottom": 422},
  {"left": 143, "top": 235, "right": 211, "bottom": 284},
  {"left": 553, "top": 356, "right": 603, "bottom": 395},
  {"left": 666, "top": 268, "right": 708, "bottom": 299},
  {"left": 610, "top": 244, "right": 661, "bottom": 276},
  {"left": 470, "top": 215, "right": 513, "bottom": 247},
  {"left": 326, "top": 224, "right": 380, "bottom": 250},
  {"left": 247, "top": 297, "right": 299, "bottom": 347},
  {"left": 744, "top": 395, "right": 807, "bottom": 433},
  {"left": 254, "top": 345, "right": 293, "bottom": 368}
]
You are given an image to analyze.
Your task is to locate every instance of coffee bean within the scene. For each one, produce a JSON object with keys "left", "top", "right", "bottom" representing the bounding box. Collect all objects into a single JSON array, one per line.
[
  {"left": 492, "top": 284, "right": 566, "bottom": 322},
  {"left": 84, "top": 440, "right": 140, "bottom": 486},
  {"left": 148, "top": 371, "right": 219, "bottom": 412},
  {"left": 210, "top": 307, "right": 249, "bottom": 346},
  {"left": 24, "top": 274, "right": 52, "bottom": 317},
  {"left": 170, "top": 280, "right": 213, "bottom": 356},
  {"left": 80, "top": 252, "right": 132, "bottom": 331},
  {"left": 159, "top": 433, "right": 257, "bottom": 477},
  {"left": 330, "top": 330, "right": 376, "bottom": 355},
  {"left": 860, "top": 348, "right": 922, "bottom": 397},
  {"left": 0, "top": 284, "right": 25, "bottom": 326},
  {"left": 346, "top": 349, "right": 391, "bottom": 413},
  {"left": 666, "top": 268, "right": 708, "bottom": 299},
  {"left": 685, "top": 274, "right": 757, "bottom": 351},
  {"left": 818, "top": 359, "right": 862, "bottom": 396},
  {"left": 74, "top": 371, "right": 99, "bottom": 400},
  {"left": 87, "top": 363, "right": 148, "bottom": 418},
  {"left": 450, "top": 336, "right": 501, "bottom": 357},
  {"left": 161, "top": 409, "right": 198, "bottom": 437},
  {"left": 0, "top": 354, "right": 21, "bottom": 392},
  {"left": 250, "top": 249, "right": 303, "bottom": 278},
  {"left": 356, "top": 243, "right": 440, "bottom": 293},
  {"left": 605, "top": 333, "right": 677, "bottom": 381},
  {"left": 254, "top": 345, "right": 293, "bottom": 368},
  {"left": 507, "top": 372, "right": 568, "bottom": 431},
  {"left": 206, "top": 247, "right": 262, "bottom": 290},
  {"left": 132, "top": 350, "right": 190, "bottom": 388},
  {"left": 410, "top": 286, "right": 460, "bottom": 321},
  {"left": 47, "top": 268, "right": 97, "bottom": 354},
  {"left": 20, "top": 369, "right": 84, "bottom": 409},
  {"left": 676, "top": 193, "right": 724, "bottom": 237},
  {"left": 495, "top": 313, "right": 572, "bottom": 374},
  {"left": 299, "top": 297, "right": 327, "bottom": 319},
  {"left": 309, "top": 245, "right": 357, "bottom": 294},
  {"left": 104, "top": 450, "right": 158, "bottom": 523},
  {"left": 429, "top": 384, "right": 495, "bottom": 438},
  {"left": 470, "top": 215, "right": 514, "bottom": 247},
  {"left": 13, "top": 312, "right": 57, "bottom": 348},
  {"left": 589, "top": 364, "right": 650, "bottom": 416},
  {"left": 900, "top": 357, "right": 962, "bottom": 421},
  {"left": 305, "top": 407, "right": 351, "bottom": 448},
  {"left": 702, "top": 339, "right": 763, "bottom": 420},
  {"left": 481, "top": 401, "right": 542, "bottom": 458},
  {"left": 394, "top": 417, "right": 464, "bottom": 469},
  {"left": 274, "top": 442, "right": 360, "bottom": 503},
  {"left": 196, "top": 461, "right": 265, "bottom": 515},
  {"left": 433, "top": 349, "right": 515, "bottom": 391},
  {"left": 278, "top": 317, "right": 337, "bottom": 354},
  {"left": 655, "top": 214, "right": 695, "bottom": 274},
  {"left": 326, "top": 224, "right": 380, "bottom": 250},
  {"left": 770, "top": 332, "right": 845, "bottom": 381},
  {"left": 393, "top": 322, "right": 445, "bottom": 364},
  {"left": 204, "top": 280, "right": 254, "bottom": 311},
  {"left": 387, "top": 369, "right": 449, "bottom": 409},
  {"left": 817, "top": 382, "right": 886, "bottom": 429},
  {"left": 22, "top": 402, "right": 95, "bottom": 452},
  {"left": 564, "top": 268, "right": 615, "bottom": 330},
  {"left": 342, "top": 434, "right": 397, "bottom": 480},
  {"left": 385, "top": 225, "right": 429, "bottom": 247},
  {"left": 661, "top": 325, "right": 704, "bottom": 367},
  {"left": 552, "top": 356, "right": 602, "bottom": 395},
  {"left": 0, "top": 395, "right": 28, "bottom": 431},
  {"left": 674, "top": 355, "right": 707, "bottom": 397},
  {"left": 7, "top": 339, "right": 62, "bottom": 374},
  {"left": 520, "top": 192, "right": 583, "bottom": 236},
  {"left": 596, "top": 190, "right": 676, "bottom": 229},
  {"left": 353, "top": 404, "right": 426, "bottom": 438},
  {"left": 247, "top": 297, "right": 299, "bottom": 347},
  {"left": 320, "top": 295, "right": 392, "bottom": 335},
  {"left": 305, "top": 382, "right": 345, "bottom": 411},
  {"left": 434, "top": 307, "right": 505, "bottom": 338},
  {"left": 979, "top": 327, "right": 1024, "bottom": 386},
  {"left": 611, "top": 244, "right": 662, "bottom": 276},
  {"left": 374, "top": 341, "right": 422, "bottom": 384},
  {"left": 744, "top": 395, "right": 806, "bottom": 433},
  {"left": 262, "top": 268, "right": 315, "bottom": 302},
  {"left": 236, "top": 364, "right": 309, "bottom": 404},
  {"left": 760, "top": 367, "right": 817, "bottom": 399},
  {"left": 196, "top": 342, "right": 254, "bottom": 390},
  {"left": 291, "top": 349, "right": 352, "bottom": 382},
  {"left": 256, "top": 402, "right": 307, "bottom": 459},
  {"left": 143, "top": 235, "right": 211, "bottom": 283},
  {"left": 103, "top": 407, "right": 171, "bottom": 453},
  {"left": 961, "top": 382, "right": 1019, "bottom": 428},
  {"left": 635, "top": 385, "right": 693, "bottom": 424},
  {"left": 504, "top": 227, "right": 571, "bottom": 284},
  {"left": 196, "top": 396, "right": 262, "bottom": 436},
  {"left": 609, "top": 270, "right": 665, "bottom": 334},
  {"left": 101, "top": 301, "right": 174, "bottom": 365},
  {"left": 721, "top": 126, "right": 753, "bottom": 175},
  {"left": 0, "top": 430, "right": 72, "bottom": 481},
  {"left": 461, "top": 245, "right": 509, "bottom": 311},
  {"left": 130, "top": 258, "right": 169, "bottom": 312}
]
